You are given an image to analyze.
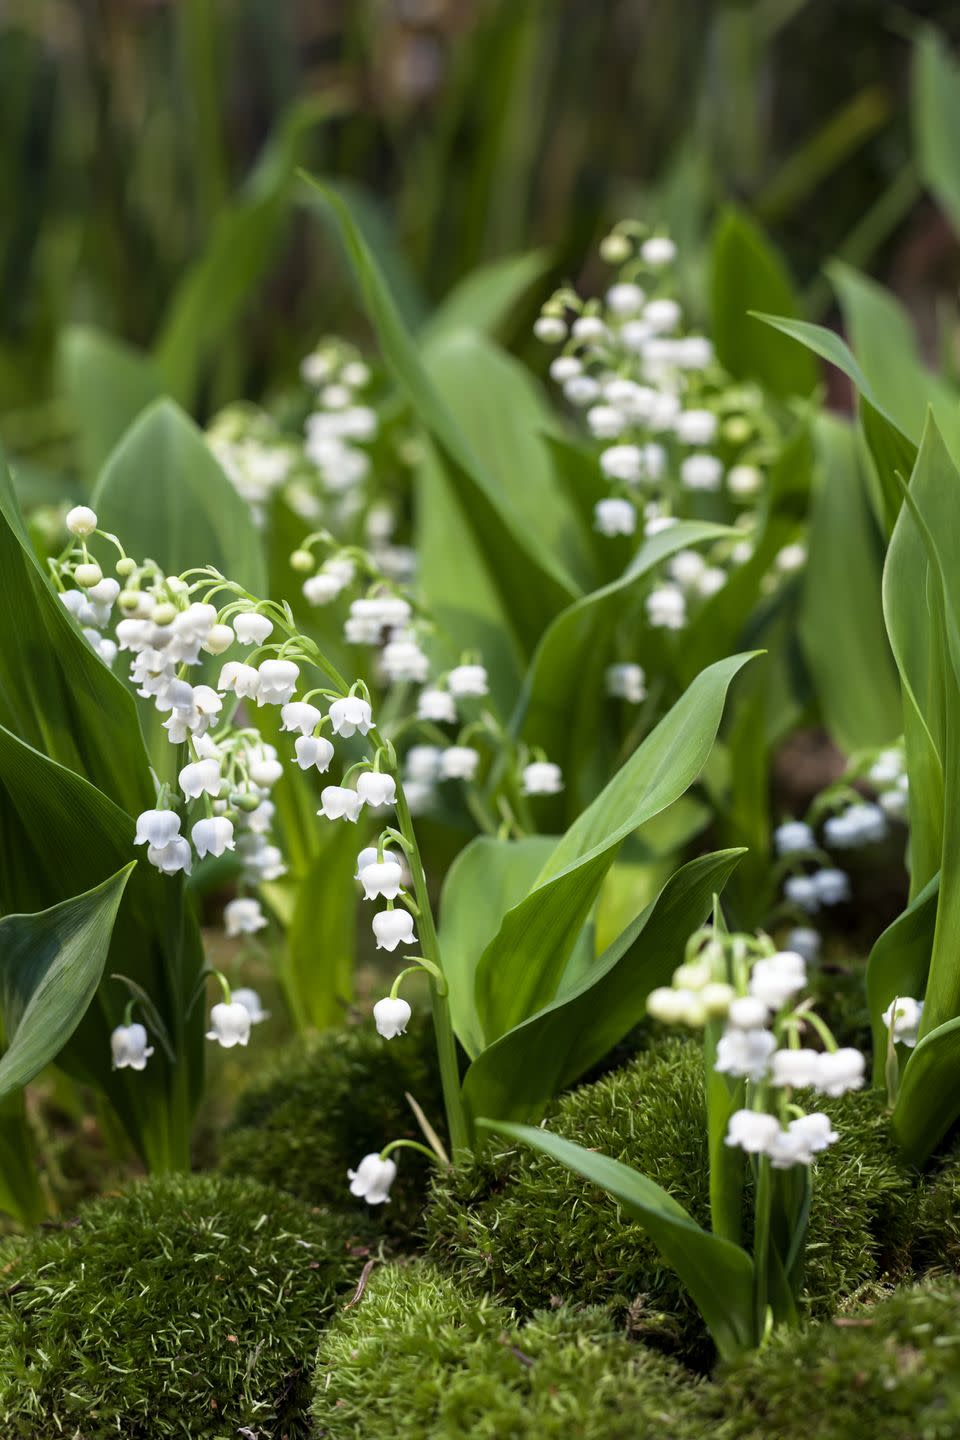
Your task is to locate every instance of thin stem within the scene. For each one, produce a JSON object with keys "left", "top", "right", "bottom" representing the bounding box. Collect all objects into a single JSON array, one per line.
[
  {"left": 393, "top": 778, "right": 471, "bottom": 1158},
  {"left": 752, "top": 1153, "right": 773, "bottom": 1345},
  {"left": 380, "top": 1137, "right": 445, "bottom": 1166}
]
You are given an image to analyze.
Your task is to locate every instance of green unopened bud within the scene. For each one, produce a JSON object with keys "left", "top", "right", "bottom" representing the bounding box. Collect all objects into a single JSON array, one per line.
[
  {"left": 233, "top": 792, "right": 264, "bottom": 813},
  {"left": 600, "top": 232, "right": 632, "bottom": 264},
  {"left": 74, "top": 562, "right": 103, "bottom": 588},
  {"left": 722, "top": 416, "right": 752, "bottom": 446},
  {"left": 118, "top": 590, "right": 142, "bottom": 613},
  {"left": 290, "top": 548, "right": 314, "bottom": 573},
  {"left": 152, "top": 602, "right": 176, "bottom": 626},
  {"left": 116, "top": 556, "right": 136, "bottom": 577}
]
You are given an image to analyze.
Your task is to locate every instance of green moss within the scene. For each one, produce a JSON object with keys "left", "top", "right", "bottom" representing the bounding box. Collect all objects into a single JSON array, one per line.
[
  {"left": 312, "top": 1260, "right": 704, "bottom": 1439},
  {"left": 220, "top": 1018, "right": 444, "bottom": 1235},
  {"left": 711, "top": 1279, "right": 960, "bottom": 1439},
  {"left": 425, "top": 1039, "right": 917, "bottom": 1360},
  {"left": 0, "top": 1173, "right": 375, "bottom": 1440}
]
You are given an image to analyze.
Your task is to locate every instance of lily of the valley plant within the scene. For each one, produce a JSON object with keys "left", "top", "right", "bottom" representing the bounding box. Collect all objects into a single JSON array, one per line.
[{"left": 481, "top": 917, "right": 866, "bottom": 1360}]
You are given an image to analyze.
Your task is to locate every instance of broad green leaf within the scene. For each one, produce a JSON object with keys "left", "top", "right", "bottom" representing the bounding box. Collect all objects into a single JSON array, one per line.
[
  {"left": 473, "top": 652, "right": 758, "bottom": 1044},
  {"left": 439, "top": 835, "right": 556, "bottom": 1059},
  {"left": 886, "top": 428, "right": 960, "bottom": 1041},
  {"left": 478, "top": 1119, "right": 756, "bottom": 1360},
  {"left": 865, "top": 872, "right": 938, "bottom": 1087},
  {"left": 0, "top": 864, "right": 134, "bottom": 1100},
  {"left": 281, "top": 825, "right": 362, "bottom": 1031},
  {"left": 800, "top": 416, "right": 901, "bottom": 752},
  {"left": 92, "top": 399, "right": 266, "bottom": 594},
  {"left": 515, "top": 519, "right": 733, "bottom": 813},
  {"left": 859, "top": 398, "right": 917, "bottom": 539},
  {"left": 0, "top": 449, "right": 154, "bottom": 819},
  {"left": 305, "top": 179, "right": 579, "bottom": 656},
  {"left": 755, "top": 311, "right": 871, "bottom": 396},
  {"left": 827, "top": 262, "right": 960, "bottom": 457},
  {"left": 155, "top": 96, "right": 337, "bottom": 406},
  {"left": 893, "top": 1014, "right": 960, "bottom": 1165},
  {"left": 421, "top": 329, "right": 590, "bottom": 590},
  {"left": 421, "top": 249, "right": 550, "bottom": 342},
  {"left": 882, "top": 418, "right": 953, "bottom": 904},
  {"left": 0, "top": 725, "right": 204, "bottom": 1172},
  {"left": 711, "top": 209, "right": 817, "bottom": 398},
  {"left": 754, "top": 309, "right": 917, "bottom": 534},
  {"left": 913, "top": 26, "right": 960, "bottom": 236},
  {"left": 57, "top": 327, "right": 162, "bottom": 486},
  {"left": 0, "top": 1091, "right": 46, "bottom": 1223},
  {"left": 462, "top": 848, "right": 743, "bottom": 1122}
]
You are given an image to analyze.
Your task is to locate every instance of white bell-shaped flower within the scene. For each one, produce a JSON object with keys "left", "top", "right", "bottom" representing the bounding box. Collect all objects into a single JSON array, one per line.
[
  {"left": 447, "top": 664, "right": 488, "bottom": 698},
  {"left": 134, "top": 809, "right": 181, "bottom": 848},
  {"left": 218, "top": 660, "right": 261, "bottom": 699},
  {"left": 770, "top": 1047, "right": 821, "bottom": 1089},
  {"left": 372, "top": 908, "right": 417, "bottom": 952},
  {"left": 417, "top": 688, "right": 457, "bottom": 724},
  {"left": 714, "top": 1027, "right": 776, "bottom": 1082},
  {"left": 813, "top": 868, "right": 850, "bottom": 906},
  {"left": 440, "top": 746, "right": 480, "bottom": 782},
  {"left": 256, "top": 659, "right": 300, "bottom": 706},
  {"left": 643, "top": 297, "right": 681, "bottom": 332},
  {"left": 641, "top": 235, "right": 677, "bottom": 267},
  {"left": 281, "top": 701, "right": 323, "bottom": 735},
  {"left": 360, "top": 859, "right": 404, "bottom": 901},
  {"left": 202, "top": 622, "right": 235, "bottom": 655},
  {"left": 329, "top": 695, "right": 374, "bottom": 737},
  {"left": 786, "top": 926, "right": 821, "bottom": 963},
  {"left": 206, "top": 1001, "right": 252, "bottom": 1048},
  {"left": 382, "top": 638, "right": 430, "bottom": 684},
  {"left": 232, "top": 987, "right": 270, "bottom": 1024},
  {"left": 356, "top": 771, "right": 396, "bottom": 809},
  {"left": 784, "top": 874, "right": 820, "bottom": 914},
  {"left": 146, "top": 837, "right": 193, "bottom": 876},
  {"left": 675, "top": 409, "right": 718, "bottom": 446},
  {"left": 405, "top": 745, "right": 443, "bottom": 782},
  {"left": 605, "top": 663, "right": 647, "bottom": 703},
  {"left": 233, "top": 612, "right": 274, "bottom": 645},
  {"left": 882, "top": 995, "right": 923, "bottom": 1048},
  {"left": 373, "top": 996, "right": 412, "bottom": 1039},
  {"left": 680, "top": 454, "right": 724, "bottom": 492},
  {"left": 748, "top": 951, "right": 807, "bottom": 1011},
  {"left": 594, "top": 498, "right": 636, "bottom": 537},
  {"left": 521, "top": 761, "right": 563, "bottom": 796},
  {"left": 66, "top": 504, "right": 98, "bottom": 536},
  {"left": 727, "top": 996, "right": 770, "bottom": 1030},
  {"left": 191, "top": 816, "right": 235, "bottom": 859},
  {"left": 814, "top": 1046, "right": 866, "bottom": 1096},
  {"left": 224, "top": 897, "right": 268, "bottom": 937},
  {"left": 318, "top": 785, "right": 364, "bottom": 822},
  {"left": 727, "top": 464, "right": 763, "bottom": 498},
  {"left": 646, "top": 583, "right": 686, "bottom": 630},
  {"left": 294, "top": 735, "right": 335, "bottom": 772},
  {"left": 774, "top": 820, "right": 815, "bottom": 855},
  {"left": 111, "top": 1022, "right": 154, "bottom": 1071},
  {"left": 303, "top": 573, "right": 344, "bottom": 606},
  {"left": 724, "top": 1109, "right": 781, "bottom": 1155},
  {"left": 347, "top": 1152, "right": 397, "bottom": 1205},
  {"left": 179, "top": 758, "right": 222, "bottom": 801}
]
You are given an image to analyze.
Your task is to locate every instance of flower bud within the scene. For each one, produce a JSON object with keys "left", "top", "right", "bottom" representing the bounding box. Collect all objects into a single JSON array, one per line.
[
  {"left": 202, "top": 623, "right": 235, "bottom": 655},
  {"left": 116, "top": 556, "right": 136, "bottom": 577},
  {"left": 65, "top": 505, "right": 98, "bottom": 536},
  {"left": 152, "top": 602, "right": 177, "bottom": 626},
  {"left": 74, "top": 562, "right": 103, "bottom": 588},
  {"left": 290, "top": 549, "right": 314, "bottom": 572}
]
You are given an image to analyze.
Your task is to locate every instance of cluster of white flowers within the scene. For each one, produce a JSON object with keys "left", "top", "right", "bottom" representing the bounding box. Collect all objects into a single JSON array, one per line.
[
  {"left": 773, "top": 742, "right": 908, "bottom": 961},
  {"left": 207, "top": 408, "right": 296, "bottom": 525},
  {"left": 300, "top": 340, "right": 378, "bottom": 506},
  {"left": 647, "top": 927, "right": 865, "bottom": 1170},
  {"left": 533, "top": 223, "right": 789, "bottom": 630}
]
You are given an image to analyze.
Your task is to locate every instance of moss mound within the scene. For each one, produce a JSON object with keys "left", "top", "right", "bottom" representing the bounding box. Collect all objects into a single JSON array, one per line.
[
  {"left": 312, "top": 1260, "right": 703, "bottom": 1438},
  {"left": 712, "top": 1279, "right": 960, "bottom": 1439},
  {"left": 221, "top": 1017, "right": 444, "bottom": 1235},
  {"left": 0, "top": 1173, "right": 375, "bottom": 1440},
  {"left": 425, "top": 1038, "right": 917, "bottom": 1359}
]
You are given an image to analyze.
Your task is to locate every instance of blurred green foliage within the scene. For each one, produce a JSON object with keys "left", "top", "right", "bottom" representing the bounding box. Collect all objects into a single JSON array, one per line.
[{"left": 4, "top": 0, "right": 960, "bottom": 470}]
